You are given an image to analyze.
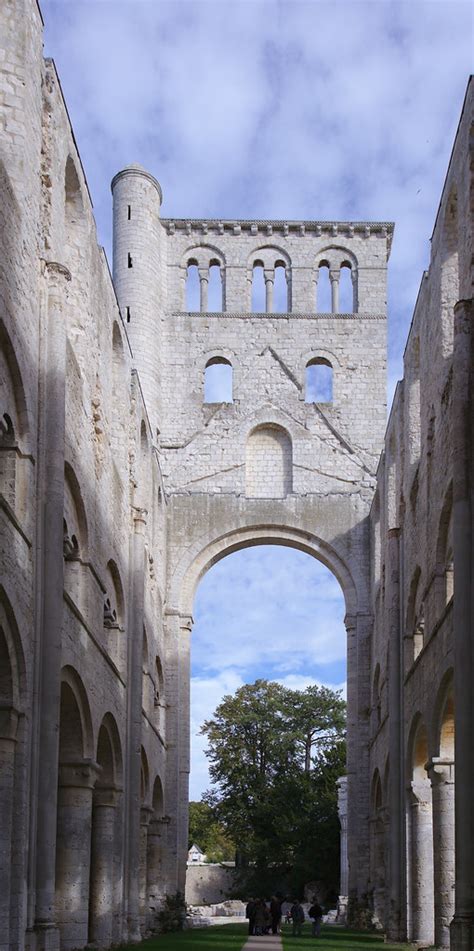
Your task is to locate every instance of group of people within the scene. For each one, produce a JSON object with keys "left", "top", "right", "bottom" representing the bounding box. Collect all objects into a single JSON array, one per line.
[{"left": 245, "top": 896, "right": 323, "bottom": 938}]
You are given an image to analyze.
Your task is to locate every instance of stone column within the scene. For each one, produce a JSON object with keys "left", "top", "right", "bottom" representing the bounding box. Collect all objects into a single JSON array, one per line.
[
  {"left": 124, "top": 508, "right": 147, "bottom": 942},
  {"left": 386, "top": 528, "right": 405, "bottom": 939},
  {"left": 198, "top": 268, "right": 209, "bottom": 312},
  {"left": 336, "top": 776, "right": 348, "bottom": 923},
  {"left": 351, "top": 269, "right": 358, "bottom": 313},
  {"left": 147, "top": 817, "right": 166, "bottom": 918},
  {"left": 33, "top": 261, "right": 70, "bottom": 951},
  {"left": 355, "top": 613, "right": 372, "bottom": 904},
  {"left": 409, "top": 780, "right": 434, "bottom": 947},
  {"left": 451, "top": 298, "right": 474, "bottom": 950},
  {"left": 88, "top": 785, "right": 121, "bottom": 948},
  {"left": 330, "top": 268, "right": 340, "bottom": 313},
  {"left": 139, "top": 806, "right": 153, "bottom": 931},
  {"left": 163, "top": 611, "right": 192, "bottom": 896},
  {"left": 345, "top": 614, "right": 357, "bottom": 906},
  {"left": 428, "top": 759, "right": 455, "bottom": 949},
  {"left": 55, "top": 761, "right": 98, "bottom": 951},
  {"left": 264, "top": 268, "right": 274, "bottom": 312},
  {"left": 0, "top": 708, "right": 20, "bottom": 951},
  {"left": 176, "top": 616, "right": 192, "bottom": 895}
]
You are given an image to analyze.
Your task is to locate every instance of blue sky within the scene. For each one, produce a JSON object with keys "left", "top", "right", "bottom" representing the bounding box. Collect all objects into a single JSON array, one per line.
[{"left": 40, "top": 0, "right": 473, "bottom": 797}]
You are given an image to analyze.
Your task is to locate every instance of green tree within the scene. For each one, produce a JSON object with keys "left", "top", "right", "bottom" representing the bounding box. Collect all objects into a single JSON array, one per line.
[
  {"left": 200, "top": 679, "right": 346, "bottom": 896},
  {"left": 188, "top": 800, "right": 235, "bottom": 862}
]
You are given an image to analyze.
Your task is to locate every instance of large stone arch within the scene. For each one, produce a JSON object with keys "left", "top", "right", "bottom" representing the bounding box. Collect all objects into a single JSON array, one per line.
[{"left": 168, "top": 522, "right": 359, "bottom": 618}]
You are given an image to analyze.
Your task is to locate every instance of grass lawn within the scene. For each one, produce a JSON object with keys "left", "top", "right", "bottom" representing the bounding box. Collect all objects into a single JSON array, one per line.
[
  {"left": 120, "top": 922, "right": 249, "bottom": 950},
  {"left": 121, "top": 923, "right": 415, "bottom": 951},
  {"left": 281, "top": 923, "right": 413, "bottom": 950}
]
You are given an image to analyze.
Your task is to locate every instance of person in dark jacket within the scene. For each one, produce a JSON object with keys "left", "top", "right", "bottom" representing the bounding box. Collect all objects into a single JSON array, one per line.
[
  {"left": 270, "top": 895, "right": 282, "bottom": 934},
  {"left": 290, "top": 899, "right": 305, "bottom": 936},
  {"left": 246, "top": 898, "right": 256, "bottom": 935},
  {"left": 309, "top": 901, "right": 323, "bottom": 937}
]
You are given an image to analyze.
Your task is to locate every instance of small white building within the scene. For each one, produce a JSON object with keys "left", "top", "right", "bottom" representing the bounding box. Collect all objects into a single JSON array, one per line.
[{"left": 188, "top": 844, "right": 207, "bottom": 865}]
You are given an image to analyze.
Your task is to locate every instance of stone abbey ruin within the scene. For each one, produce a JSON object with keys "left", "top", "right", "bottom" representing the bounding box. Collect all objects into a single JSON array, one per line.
[{"left": 1, "top": 1, "right": 473, "bottom": 948}]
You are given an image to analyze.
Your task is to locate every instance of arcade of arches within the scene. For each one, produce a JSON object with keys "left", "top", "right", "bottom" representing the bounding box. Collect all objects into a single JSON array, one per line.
[{"left": 0, "top": 5, "right": 473, "bottom": 951}]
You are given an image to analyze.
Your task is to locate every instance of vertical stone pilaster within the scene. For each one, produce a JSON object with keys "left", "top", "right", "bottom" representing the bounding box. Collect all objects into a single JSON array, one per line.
[
  {"left": 55, "top": 762, "right": 98, "bottom": 951},
  {"left": 89, "top": 786, "right": 121, "bottom": 948},
  {"left": 345, "top": 614, "right": 358, "bottom": 906},
  {"left": 139, "top": 806, "right": 153, "bottom": 930},
  {"left": 147, "top": 818, "right": 165, "bottom": 916},
  {"left": 428, "top": 760, "right": 455, "bottom": 949},
  {"left": 0, "top": 710, "right": 20, "bottom": 951},
  {"left": 386, "top": 528, "right": 405, "bottom": 940},
  {"left": 163, "top": 611, "right": 192, "bottom": 897},
  {"left": 356, "top": 613, "right": 372, "bottom": 903},
  {"left": 409, "top": 780, "right": 434, "bottom": 946},
  {"left": 124, "top": 508, "right": 147, "bottom": 942},
  {"left": 33, "top": 262, "right": 70, "bottom": 951},
  {"left": 336, "top": 776, "right": 348, "bottom": 923},
  {"left": 451, "top": 298, "right": 474, "bottom": 951}
]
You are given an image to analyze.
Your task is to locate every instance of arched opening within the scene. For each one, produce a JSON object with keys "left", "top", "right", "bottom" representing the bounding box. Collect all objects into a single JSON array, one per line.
[
  {"left": 104, "top": 559, "right": 125, "bottom": 673},
  {"left": 55, "top": 670, "right": 94, "bottom": 950},
  {"left": 251, "top": 262, "right": 265, "bottom": 312},
  {"left": 0, "top": 319, "right": 30, "bottom": 522},
  {"left": 189, "top": 540, "right": 348, "bottom": 895},
  {"left": 246, "top": 424, "right": 292, "bottom": 498},
  {"left": 436, "top": 485, "right": 453, "bottom": 614},
  {"left": 405, "top": 566, "right": 423, "bottom": 669},
  {"left": 147, "top": 776, "right": 165, "bottom": 915},
  {"left": 430, "top": 680, "right": 455, "bottom": 948},
  {"left": 186, "top": 261, "right": 200, "bottom": 311},
  {"left": 273, "top": 262, "right": 288, "bottom": 312},
  {"left": 208, "top": 262, "right": 223, "bottom": 311},
  {"left": 316, "top": 262, "right": 331, "bottom": 312},
  {"left": 370, "top": 771, "right": 386, "bottom": 927},
  {"left": 88, "top": 715, "right": 123, "bottom": 947},
  {"left": 407, "top": 718, "right": 434, "bottom": 946},
  {"left": 339, "top": 264, "right": 353, "bottom": 313},
  {"left": 204, "top": 357, "right": 233, "bottom": 404},
  {"left": 0, "top": 594, "right": 25, "bottom": 951},
  {"left": 305, "top": 358, "right": 333, "bottom": 403},
  {"left": 139, "top": 747, "right": 151, "bottom": 930},
  {"left": 154, "top": 656, "right": 165, "bottom": 737}
]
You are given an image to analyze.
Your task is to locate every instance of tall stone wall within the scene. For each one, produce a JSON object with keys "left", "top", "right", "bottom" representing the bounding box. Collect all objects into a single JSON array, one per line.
[
  {"left": 2, "top": 2, "right": 473, "bottom": 950},
  {"left": 368, "top": 80, "right": 473, "bottom": 950}
]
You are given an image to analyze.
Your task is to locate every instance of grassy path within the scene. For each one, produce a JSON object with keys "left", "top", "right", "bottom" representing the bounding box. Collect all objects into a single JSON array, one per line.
[
  {"left": 281, "top": 924, "right": 412, "bottom": 949},
  {"left": 120, "top": 923, "right": 413, "bottom": 951}
]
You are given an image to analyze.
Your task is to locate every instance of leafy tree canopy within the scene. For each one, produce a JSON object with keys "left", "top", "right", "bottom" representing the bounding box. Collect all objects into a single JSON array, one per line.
[
  {"left": 200, "top": 679, "right": 346, "bottom": 897},
  {"left": 188, "top": 800, "right": 235, "bottom": 863}
]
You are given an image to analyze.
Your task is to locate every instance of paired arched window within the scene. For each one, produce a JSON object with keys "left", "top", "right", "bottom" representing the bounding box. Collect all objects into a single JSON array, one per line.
[
  {"left": 204, "top": 358, "right": 233, "bottom": 403},
  {"left": 305, "top": 358, "right": 333, "bottom": 403},
  {"left": 316, "top": 250, "right": 357, "bottom": 313},
  {"left": 250, "top": 248, "right": 290, "bottom": 312},
  {"left": 185, "top": 255, "right": 223, "bottom": 312}
]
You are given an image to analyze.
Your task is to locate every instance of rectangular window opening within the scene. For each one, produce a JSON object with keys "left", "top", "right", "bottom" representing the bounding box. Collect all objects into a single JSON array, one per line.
[
  {"left": 127, "top": 204, "right": 131, "bottom": 220},
  {"left": 126, "top": 306, "right": 131, "bottom": 323},
  {"left": 127, "top": 252, "right": 133, "bottom": 268}
]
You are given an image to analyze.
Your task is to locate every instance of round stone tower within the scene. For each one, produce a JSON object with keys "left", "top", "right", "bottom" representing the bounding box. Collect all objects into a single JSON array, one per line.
[{"left": 111, "top": 164, "right": 163, "bottom": 433}]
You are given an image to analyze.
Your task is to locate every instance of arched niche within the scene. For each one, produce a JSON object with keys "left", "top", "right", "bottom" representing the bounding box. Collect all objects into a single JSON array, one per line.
[{"left": 245, "top": 423, "right": 292, "bottom": 498}]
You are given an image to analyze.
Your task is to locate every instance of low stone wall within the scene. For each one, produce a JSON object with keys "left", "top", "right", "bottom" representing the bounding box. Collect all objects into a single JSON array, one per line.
[{"left": 185, "top": 864, "right": 236, "bottom": 905}]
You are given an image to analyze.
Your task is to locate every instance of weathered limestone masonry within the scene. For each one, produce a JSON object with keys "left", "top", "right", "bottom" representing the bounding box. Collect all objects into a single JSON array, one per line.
[
  {"left": 1, "top": 1, "right": 473, "bottom": 950},
  {"left": 368, "top": 80, "right": 474, "bottom": 950},
  {"left": 1, "top": 2, "right": 168, "bottom": 949}
]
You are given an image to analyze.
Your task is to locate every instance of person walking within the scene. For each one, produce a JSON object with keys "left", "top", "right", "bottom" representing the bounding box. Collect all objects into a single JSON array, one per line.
[
  {"left": 290, "top": 899, "right": 305, "bottom": 936},
  {"left": 246, "top": 898, "right": 256, "bottom": 936},
  {"left": 309, "top": 900, "right": 323, "bottom": 937},
  {"left": 270, "top": 895, "right": 282, "bottom": 935},
  {"left": 254, "top": 898, "right": 268, "bottom": 936}
]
